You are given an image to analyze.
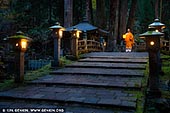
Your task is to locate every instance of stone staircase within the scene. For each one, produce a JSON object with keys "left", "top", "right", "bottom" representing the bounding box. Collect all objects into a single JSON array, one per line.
[{"left": 0, "top": 52, "right": 148, "bottom": 113}]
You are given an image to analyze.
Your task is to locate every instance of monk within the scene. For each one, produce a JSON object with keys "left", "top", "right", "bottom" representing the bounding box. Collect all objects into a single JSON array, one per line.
[{"left": 123, "top": 29, "right": 134, "bottom": 52}]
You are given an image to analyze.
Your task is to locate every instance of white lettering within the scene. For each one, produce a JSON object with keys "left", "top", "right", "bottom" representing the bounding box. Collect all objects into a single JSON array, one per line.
[{"left": 30, "top": 109, "right": 41, "bottom": 112}]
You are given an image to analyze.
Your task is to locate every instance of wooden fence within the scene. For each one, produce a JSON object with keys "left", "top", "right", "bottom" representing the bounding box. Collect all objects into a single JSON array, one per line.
[{"left": 27, "top": 60, "right": 50, "bottom": 70}]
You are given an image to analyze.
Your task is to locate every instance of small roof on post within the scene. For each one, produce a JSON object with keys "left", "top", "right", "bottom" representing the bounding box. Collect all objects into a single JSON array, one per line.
[
  {"left": 149, "top": 19, "right": 165, "bottom": 28},
  {"left": 139, "top": 27, "right": 164, "bottom": 39},
  {"left": 49, "top": 22, "right": 65, "bottom": 30},
  {"left": 9, "top": 31, "right": 32, "bottom": 41},
  {"left": 66, "top": 18, "right": 97, "bottom": 32}
]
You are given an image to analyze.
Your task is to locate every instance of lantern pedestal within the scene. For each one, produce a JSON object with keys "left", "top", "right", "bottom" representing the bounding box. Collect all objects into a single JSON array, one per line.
[
  {"left": 51, "top": 37, "right": 61, "bottom": 67},
  {"left": 71, "top": 37, "right": 79, "bottom": 60},
  {"left": 15, "top": 51, "right": 25, "bottom": 83},
  {"left": 147, "top": 51, "right": 161, "bottom": 98}
]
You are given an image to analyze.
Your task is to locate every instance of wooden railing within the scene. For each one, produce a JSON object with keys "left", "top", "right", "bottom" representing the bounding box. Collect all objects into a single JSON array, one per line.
[
  {"left": 161, "top": 39, "right": 170, "bottom": 51},
  {"left": 134, "top": 42, "right": 146, "bottom": 52},
  {"left": 78, "top": 40, "right": 102, "bottom": 54}
]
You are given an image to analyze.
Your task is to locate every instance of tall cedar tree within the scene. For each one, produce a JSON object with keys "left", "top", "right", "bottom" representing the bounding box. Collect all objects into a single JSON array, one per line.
[
  {"left": 64, "top": 0, "right": 73, "bottom": 27},
  {"left": 118, "top": 0, "right": 128, "bottom": 44},
  {"left": 85, "top": 0, "right": 92, "bottom": 22},
  {"left": 127, "top": 0, "right": 137, "bottom": 30},
  {"left": 107, "top": 0, "right": 119, "bottom": 51},
  {"left": 96, "top": 0, "right": 106, "bottom": 29}
]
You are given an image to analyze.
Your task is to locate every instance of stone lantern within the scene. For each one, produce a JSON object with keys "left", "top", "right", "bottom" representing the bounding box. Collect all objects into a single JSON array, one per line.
[
  {"left": 70, "top": 27, "right": 82, "bottom": 59},
  {"left": 140, "top": 28, "right": 164, "bottom": 97},
  {"left": 49, "top": 22, "right": 65, "bottom": 67},
  {"left": 8, "top": 31, "right": 32, "bottom": 83},
  {"left": 149, "top": 18, "right": 166, "bottom": 75}
]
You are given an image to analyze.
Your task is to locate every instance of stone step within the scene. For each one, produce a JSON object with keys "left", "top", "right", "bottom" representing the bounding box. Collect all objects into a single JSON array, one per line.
[
  {"left": 50, "top": 68, "right": 144, "bottom": 77},
  {"left": 79, "top": 58, "right": 147, "bottom": 64},
  {"left": 65, "top": 62, "right": 146, "bottom": 70},
  {"left": 87, "top": 55, "right": 148, "bottom": 59},
  {"left": 0, "top": 85, "right": 137, "bottom": 110},
  {"left": 29, "top": 75, "right": 142, "bottom": 89},
  {"left": 82, "top": 52, "right": 148, "bottom": 59}
]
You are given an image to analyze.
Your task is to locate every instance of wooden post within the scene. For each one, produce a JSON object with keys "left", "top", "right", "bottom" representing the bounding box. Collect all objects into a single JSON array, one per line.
[{"left": 83, "top": 31, "right": 88, "bottom": 52}]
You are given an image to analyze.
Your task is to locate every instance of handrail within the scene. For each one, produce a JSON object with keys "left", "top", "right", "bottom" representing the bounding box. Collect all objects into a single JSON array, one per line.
[{"left": 78, "top": 40, "right": 102, "bottom": 53}]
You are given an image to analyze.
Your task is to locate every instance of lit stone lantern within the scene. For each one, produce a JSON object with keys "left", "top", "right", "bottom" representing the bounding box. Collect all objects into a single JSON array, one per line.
[
  {"left": 9, "top": 31, "right": 32, "bottom": 83},
  {"left": 49, "top": 22, "right": 65, "bottom": 67},
  {"left": 71, "top": 27, "right": 82, "bottom": 59},
  {"left": 149, "top": 19, "right": 166, "bottom": 75},
  {"left": 139, "top": 28, "right": 164, "bottom": 97}
]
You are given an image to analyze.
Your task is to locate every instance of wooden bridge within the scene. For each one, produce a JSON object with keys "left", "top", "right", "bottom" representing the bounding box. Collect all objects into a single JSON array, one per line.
[
  {"left": 161, "top": 38, "right": 170, "bottom": 51},
  {"left": 78, "top": 40, "right": 103, "bottom": 54},
  {"left": 76, "top": 38, "right": 170, "bottom": 54}
]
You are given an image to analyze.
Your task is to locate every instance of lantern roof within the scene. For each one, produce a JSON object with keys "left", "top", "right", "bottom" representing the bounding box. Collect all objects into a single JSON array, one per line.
[
  {"left": 71, "top": 27, "right": 82, "bottom": 32},
  {"left": 139, "top": 28, "right": 164, "bottom": 38},
  {"left": 149, "top": 19, "right": 165, "bottom": 27},
  {"left": 49, "top": 22, "right": 65, "bottom": 30},
  {"left": 9, "top": 31, "right": 32, "bottom": 41},
  {"left": 66, "top": 19, "right": 97, "bottom": 32}
]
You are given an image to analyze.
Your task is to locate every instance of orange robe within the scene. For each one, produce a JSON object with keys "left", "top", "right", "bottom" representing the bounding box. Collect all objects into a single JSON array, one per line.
[{"left": 125, "top": 32, "right": 134, "bottom": 49}]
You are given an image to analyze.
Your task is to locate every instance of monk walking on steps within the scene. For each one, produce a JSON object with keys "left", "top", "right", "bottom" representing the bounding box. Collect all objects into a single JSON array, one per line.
[{"left": 123, "top": 28, "right": 134, "bottom": 52}]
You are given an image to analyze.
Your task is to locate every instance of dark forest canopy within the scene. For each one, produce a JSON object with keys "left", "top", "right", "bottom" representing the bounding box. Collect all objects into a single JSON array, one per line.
[{"left": 0, "top": 0, "right": 170, "bottom": 50}]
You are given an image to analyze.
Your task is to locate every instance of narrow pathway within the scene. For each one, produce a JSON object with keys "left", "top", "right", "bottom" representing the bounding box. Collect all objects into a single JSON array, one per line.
[{"left": 0, "top": 52, "right": 148, "bottom": 113}]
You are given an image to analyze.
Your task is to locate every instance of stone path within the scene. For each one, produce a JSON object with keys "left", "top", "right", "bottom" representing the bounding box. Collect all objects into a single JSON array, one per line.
[{"left": 0, "top": 52, "right": 148, "bottom": 113}]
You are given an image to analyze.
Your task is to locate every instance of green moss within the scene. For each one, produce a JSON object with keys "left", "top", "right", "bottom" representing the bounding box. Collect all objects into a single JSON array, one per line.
[
  {"left": 0, "top": 56, "right": 73, "bottom": 90},
  {"left": 60, "top": 56, "right": 73, "bottom": 67},
  {"left": 10, "top": 35, "right": 28, "bottom": 39},
  {"left": 161, "top": 50, "right": 170, "bottom": 55},
  {"left": 24, "top": 63, "right": 51, "bottom": 81},
  {"left": 162, "top": 91, "right": 170, "bottom": 98},
  {"left": 126, "top": 61, "right": 149, "bottom": 113},
  {"left": 125, "top": 90, "right": 145, "bottom": 113},
  {"left": 0, "top": 79, "right": 17, "bottom": 91},
  {"left": 161, "top": 54, "right": 170, "bottom": 80}
]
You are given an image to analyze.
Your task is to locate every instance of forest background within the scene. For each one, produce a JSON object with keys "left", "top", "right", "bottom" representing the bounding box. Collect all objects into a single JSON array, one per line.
[{"left": 0, "top": 0, "right": 170, "bottom": 52}]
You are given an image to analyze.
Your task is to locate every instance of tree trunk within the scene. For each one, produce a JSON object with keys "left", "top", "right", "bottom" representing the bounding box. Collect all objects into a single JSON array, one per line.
[
  {"left": 127, "top": 0, "right": 137, "bottom": 29},
  {"left": 107, "top": 0, "right": 120, "bottom": 51},
  {"left": 119, "top": 0, "right": 128, "bottom": 44},
  {"left": 155, "top": 0, "right": 159, "bottom": 18},
  {"left": 89, "top": 0, "right": 94, "bottom": 24},
  {"left": 85, "top": 0, "right": 92, "bottom": 22},
  {"left": 96, "top": 0, "right": 106, "bottom": 29},
  {"left": 64, "top": 0, "right": 73, "bottom": 27},
  {"left": 49, "top": 0, "right": 52, "bottom": 24}
]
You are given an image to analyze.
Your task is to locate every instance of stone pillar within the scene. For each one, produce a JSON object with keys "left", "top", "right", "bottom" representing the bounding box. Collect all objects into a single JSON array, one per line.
[
  {"left": 52, "top": 35, "right": 61, "bottom": 67},
  {"left": 15, "top": 51, "right": 25, "bottom": 83},
  {"left": 72, "top": 36, "right": 79, "bottom": 59},
  {"left": 148, "top": 51, "right": 161, "bottom": 97}
]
